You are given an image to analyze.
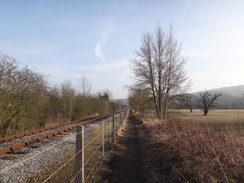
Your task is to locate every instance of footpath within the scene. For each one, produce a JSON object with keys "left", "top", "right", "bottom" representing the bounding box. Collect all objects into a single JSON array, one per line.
[{"left": 103, "top": 111, "right": 146, "bottom": 183}]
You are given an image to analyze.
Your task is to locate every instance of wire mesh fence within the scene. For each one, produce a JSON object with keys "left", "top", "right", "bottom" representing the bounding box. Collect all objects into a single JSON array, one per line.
[
  {"left": 73, "top": 110, "right": 127, "bottom": 183},
  {"left": 0, "top": 110, "right": 128, "bottom": 183}
]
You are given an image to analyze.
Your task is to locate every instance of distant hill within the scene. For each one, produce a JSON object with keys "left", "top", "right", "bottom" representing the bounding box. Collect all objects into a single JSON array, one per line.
[
  {"left": 207, "top": 85, "right": 244, "bottom": 98},
  {"left": 192, "top": 85, "right": 244, "bottom": 109}
]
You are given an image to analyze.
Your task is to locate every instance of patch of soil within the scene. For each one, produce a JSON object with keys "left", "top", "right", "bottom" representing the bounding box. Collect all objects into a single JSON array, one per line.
[{"left": 102, "top": 112, "right": 146, "bottom": 183}]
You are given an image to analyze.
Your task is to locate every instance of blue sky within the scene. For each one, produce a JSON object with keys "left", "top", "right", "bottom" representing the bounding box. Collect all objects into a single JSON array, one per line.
[{"left": 1, "top": 0, "right": 244, "bottom": 99}]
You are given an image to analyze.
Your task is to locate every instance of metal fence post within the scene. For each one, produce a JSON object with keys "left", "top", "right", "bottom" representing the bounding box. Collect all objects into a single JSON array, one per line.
[
  {"left": 109, "top": 117, "right": 112, "bottom": 143},
  {"left": 112, "top": 114, "right": 115, "bottom": 142},
  {"left": 119, "top": 112, "right": 123, "bottom": 125},
  {"left": 102, "top": 120, "right": 105, "bottom": 156},
  {"left": 75, "top": 125, "right": 84, "bottom": 183},
  {"left": 115, "top": 114, "right": 118, "bottom": 139}
]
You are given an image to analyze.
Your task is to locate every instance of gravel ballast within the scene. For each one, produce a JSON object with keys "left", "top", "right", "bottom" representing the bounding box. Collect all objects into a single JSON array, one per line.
[{"left": 0, "top": 122, "right": 102, "bottom": 183}]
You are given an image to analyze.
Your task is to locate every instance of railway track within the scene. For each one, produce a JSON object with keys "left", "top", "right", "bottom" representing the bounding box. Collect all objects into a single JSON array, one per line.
[{"left": 0, "top": 110, "right": 123, "bottom": 156}]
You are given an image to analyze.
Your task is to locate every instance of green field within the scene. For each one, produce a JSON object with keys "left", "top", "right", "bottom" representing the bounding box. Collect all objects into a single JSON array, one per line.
[{"left": 176, "top": 109, "right": 244, "bottom": 137}]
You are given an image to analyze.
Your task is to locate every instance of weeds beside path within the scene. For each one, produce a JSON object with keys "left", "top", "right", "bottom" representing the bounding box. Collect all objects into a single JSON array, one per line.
[
  {"left": 103, "top": 112, "right": 146, "bottom": 183},
  {"left": 103, "top": 112, "right": 244, "bottom": 182}
]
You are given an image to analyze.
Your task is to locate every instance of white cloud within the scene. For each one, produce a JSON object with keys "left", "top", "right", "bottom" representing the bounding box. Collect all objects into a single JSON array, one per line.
[
  {"left": 94, "top": 43, "right": 106, "bottom": 63},
  {"left": 94, "top": 29, "right": 111, "bottom": 63}
]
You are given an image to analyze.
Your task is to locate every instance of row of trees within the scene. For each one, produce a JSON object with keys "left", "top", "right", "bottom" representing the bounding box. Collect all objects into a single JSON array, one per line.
[
  {"left": 129, "top": 25, "right": 222, "bottom": 118},
  {"left": 129, "top": 86, "right": 222, "bottom": 117},
  {"left": 0, "top": 52, "right": 122, "bottom": 137}
]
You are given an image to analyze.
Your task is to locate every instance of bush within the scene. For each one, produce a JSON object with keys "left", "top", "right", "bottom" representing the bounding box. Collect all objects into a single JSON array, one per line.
[{"left": 142, "top": 120, "right": 244, "bottom": 183}]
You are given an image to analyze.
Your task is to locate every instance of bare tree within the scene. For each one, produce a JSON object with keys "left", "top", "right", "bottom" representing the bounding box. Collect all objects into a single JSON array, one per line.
[
  {"left": 78, "top": 75, "right": 91, "bottom": 97},
  {"left": 46, "top": 86, "right": 62, "bottom": 123},
  {"left": 199, "top": 91, "right": 222, "bottom": 115},
  {"left": 131, "top": 25, "right": 191, "bottom": 120},
  {"left": 128, "top": 87, "right": 151, "bottom": 114},
  {"left": 0, "top": 52, "right": 47, "bottom": 136},
  {"left": 184, "top": 94, "right": 195, "bottom": 113},
  {"left": 0, "top": 52, "right": 125, "bottom": 137},
  {"left": 60, "top": 80, "right": 76, "bottom": 122}
]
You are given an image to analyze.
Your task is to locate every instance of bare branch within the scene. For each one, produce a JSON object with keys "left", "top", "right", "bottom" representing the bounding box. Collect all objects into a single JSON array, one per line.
[
  {"left": 199, "top": 91, "right": 222, "bottom": 115},
  {"left": 130, "top": 25, "right": 191, "bottom": 120}
]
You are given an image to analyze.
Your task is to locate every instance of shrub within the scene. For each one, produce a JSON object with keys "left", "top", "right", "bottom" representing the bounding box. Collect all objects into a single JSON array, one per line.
[{"left": 142, "top": 120, "right": 244, "bottom": 183}]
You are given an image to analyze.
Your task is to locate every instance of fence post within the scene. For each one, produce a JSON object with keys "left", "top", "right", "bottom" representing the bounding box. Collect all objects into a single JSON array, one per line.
[
  {"left": 109, "top": 117, "right": 112, "bottom": 143},
  {"left": 112, "top": 114, "right": 115, "bottom": 142},
  {"left": 75, "top": 125, "right": 84, "bottom": 183},
  {"left": 102, "top": 120, "right": 105, "bottom": 156},
  {"left": 120, "top": 112, "right": 122, "bottom": 125},
  {"left": 114, "top": 114, "right": 118, "bottom": 140}
]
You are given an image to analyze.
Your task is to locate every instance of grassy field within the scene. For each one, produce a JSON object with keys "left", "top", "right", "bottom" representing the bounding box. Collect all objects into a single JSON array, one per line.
[{"left": 175, "top": 109, "right": 244, "bottom": 137}]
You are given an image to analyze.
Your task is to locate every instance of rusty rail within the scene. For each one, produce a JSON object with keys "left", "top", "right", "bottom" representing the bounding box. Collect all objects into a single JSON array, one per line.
[
  {"left": 0, "top": 110, "right": 122, "bottom": 143},
  {"left": 0, "top": 116, "right": 100, "bottom": 143},
  {"left": 0, "top": 110, "right": 124, "bottom": 156}
]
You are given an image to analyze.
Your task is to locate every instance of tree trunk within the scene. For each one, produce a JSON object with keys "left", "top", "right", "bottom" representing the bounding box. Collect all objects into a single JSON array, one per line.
[
  {"left": 152, "top": 94, "right": 161, "bottom": 120},
  {"left": 162, "top": 103, "right": 168, "bottom": 121},
  {"left": 204, "top": 108, "right": 208, "bottom": 115}
]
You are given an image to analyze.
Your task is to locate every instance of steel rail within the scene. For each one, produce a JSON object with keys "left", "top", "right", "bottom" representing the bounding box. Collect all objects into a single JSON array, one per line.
[
  {"left": 0, "top": 110, "right": 123, "bottom": 143},
  {"left": 0, "top": 110, "right": 124, "bottom": 156}
]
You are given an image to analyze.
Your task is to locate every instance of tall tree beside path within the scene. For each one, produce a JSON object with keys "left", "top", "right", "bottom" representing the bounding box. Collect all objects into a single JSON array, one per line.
[{"left": 131, "top": 25, "right": 191, "bottom": 120}]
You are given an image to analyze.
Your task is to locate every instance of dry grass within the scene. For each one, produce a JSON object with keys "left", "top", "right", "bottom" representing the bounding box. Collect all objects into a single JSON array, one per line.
[
  {"left": 173, "top": 110, "right": 244, "bottom": 138},
  {"left": 142, "top": 120, "right": 244, "bottom": 182},
  {"left": 176, "top": 110, "right": 244, "bottom": 123}
]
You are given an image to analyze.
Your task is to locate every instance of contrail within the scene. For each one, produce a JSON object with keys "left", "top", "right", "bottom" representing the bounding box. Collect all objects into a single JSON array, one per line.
[{"left": 94, "top": 29, "right": 111, "bottom": 63}]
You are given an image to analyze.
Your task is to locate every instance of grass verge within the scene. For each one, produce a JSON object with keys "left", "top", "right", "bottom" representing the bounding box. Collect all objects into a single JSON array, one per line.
[{"left": 142, "top": 119, "right": 244, "bottom": 182}]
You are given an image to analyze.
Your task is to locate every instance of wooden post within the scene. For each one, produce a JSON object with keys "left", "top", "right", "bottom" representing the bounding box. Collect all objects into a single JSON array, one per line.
[{"left": 75, "top": 125, "right": 84, "bottom": 183}]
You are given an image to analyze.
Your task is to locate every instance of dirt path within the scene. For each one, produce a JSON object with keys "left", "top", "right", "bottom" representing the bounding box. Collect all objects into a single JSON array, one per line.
[{"left": 103, "top": 112, "right": 146, "bottom": 183}]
